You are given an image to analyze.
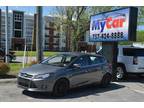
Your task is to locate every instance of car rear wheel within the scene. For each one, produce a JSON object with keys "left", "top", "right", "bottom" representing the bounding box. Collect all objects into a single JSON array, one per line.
[
  {"left": 116, "top": 66, "right": 126, "bottom": 80},
  {"left": 53, "top": 79, "right": 69, "bottom": 97},
  {"left": 100, "top": 74, "right": 112, "bottom": 87}
]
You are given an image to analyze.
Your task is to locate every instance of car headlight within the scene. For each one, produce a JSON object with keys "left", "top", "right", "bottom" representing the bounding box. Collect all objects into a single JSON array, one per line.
[
  {"left": 18, "top": 72, "right": 21, "bottom": 77},
  {"left": 34, "top": 73, "right": 50, "bottom": 79}
]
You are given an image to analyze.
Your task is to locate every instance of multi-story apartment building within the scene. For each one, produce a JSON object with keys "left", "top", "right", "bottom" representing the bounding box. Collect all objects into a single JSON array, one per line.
[
  {"left": 0, "top": 10, "right": 13, "bottom": 49},
  {"left": 0, "top": 9, "right": 66, "bottom": 51}
]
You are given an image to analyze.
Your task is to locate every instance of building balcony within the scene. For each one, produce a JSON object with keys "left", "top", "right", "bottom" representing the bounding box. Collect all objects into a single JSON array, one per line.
[
  {"left": 46, "top": 42, "right": 59, "bottom": 45},
  {"left": 53, "top": 43, "right": 59, "bottom": 45},
  {"left": 45, "top": 35, "right": 50, "bottom": 37},
  {"left": 53, "top": 35, "right": 59, "bottom": 38},
  {"left": 45, "top": 35, "right": 59, "bottom": 38}
]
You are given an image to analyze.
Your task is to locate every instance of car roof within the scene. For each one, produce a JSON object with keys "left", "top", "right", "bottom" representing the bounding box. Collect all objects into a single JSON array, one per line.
[
  {"left": 58, "top": 52, "right": 103, "bottom": 57},
  {"left": 118, "top": 45, "right": 144, "bottom": 49}
]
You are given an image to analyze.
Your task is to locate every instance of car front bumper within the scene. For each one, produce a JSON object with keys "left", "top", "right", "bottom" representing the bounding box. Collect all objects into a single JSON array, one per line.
[{"left": 17, "top": 77, "right": 54, "bottom": 92}]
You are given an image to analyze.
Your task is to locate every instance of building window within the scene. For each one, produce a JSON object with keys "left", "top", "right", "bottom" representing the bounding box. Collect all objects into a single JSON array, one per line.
[
  {"left": 14, "top": 14, "right": 22, "bottom": 21},
  {"left": 45, "top": 30, "right": 49, "bottom": 35},
  {"left": 14, "top": 31, "right": 22, "bottom": 37},
  {"left": 15, "top": 22, "right": 22, "bottom": 29},
  {"left": 45, "top": 38, "right": 49, "bottom": 43},
  {"left": 62, "top": 39, "right": 66, "bottom": 43}
]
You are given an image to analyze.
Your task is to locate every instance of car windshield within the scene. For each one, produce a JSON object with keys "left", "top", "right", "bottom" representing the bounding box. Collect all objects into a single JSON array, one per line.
[{"left": 41, "top": 54, "right": 77, "bottom": 67}]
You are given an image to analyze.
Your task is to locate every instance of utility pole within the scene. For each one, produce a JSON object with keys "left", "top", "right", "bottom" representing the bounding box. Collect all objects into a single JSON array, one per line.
[
  {"left": 5, "top": 6, "right": 9, "bottom": 63},
  {"left": 36, "top": 6, "right": 43, "bottom": 62},
  {"left": 0, "top": 9, "right": 1, "bottom": 48},
  {"left": 102, "top": 42, "right": 118, "bottom": 81}
]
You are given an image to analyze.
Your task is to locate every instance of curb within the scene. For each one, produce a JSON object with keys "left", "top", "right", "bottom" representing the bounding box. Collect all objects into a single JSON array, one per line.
[{"left": 0, "top": 78, "right": 17, "bottom": 84}]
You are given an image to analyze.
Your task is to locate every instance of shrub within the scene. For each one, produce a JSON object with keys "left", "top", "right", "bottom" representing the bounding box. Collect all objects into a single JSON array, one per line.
[{"left": 0, "top": 62, "right": 10, "bottom": 75}]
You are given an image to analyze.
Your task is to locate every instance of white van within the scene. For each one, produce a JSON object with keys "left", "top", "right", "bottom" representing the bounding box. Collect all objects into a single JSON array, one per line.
[{"left": 116, "top": 45, "right": 144, "bottom": 79}]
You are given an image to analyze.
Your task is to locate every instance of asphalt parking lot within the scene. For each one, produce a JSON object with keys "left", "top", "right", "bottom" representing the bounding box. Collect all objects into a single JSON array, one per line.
[{"left": 0, "top": 75, "right": 144, "bottom": 102}]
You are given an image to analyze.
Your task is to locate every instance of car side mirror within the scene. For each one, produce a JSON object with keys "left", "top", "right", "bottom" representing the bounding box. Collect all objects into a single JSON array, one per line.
[{"left": 72, "top": 64, "right": 81, "bottom": 68}]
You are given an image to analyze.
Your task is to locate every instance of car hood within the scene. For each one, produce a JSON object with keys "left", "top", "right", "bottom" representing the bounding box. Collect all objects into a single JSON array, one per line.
[{"left": 21, "top": 64, "right": 64, "bottom": 75}]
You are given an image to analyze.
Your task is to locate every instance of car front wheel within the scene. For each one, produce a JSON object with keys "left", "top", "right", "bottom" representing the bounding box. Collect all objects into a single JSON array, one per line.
[
  {"left": 100, "top": 74, "right": 112, "bottom": 87},
  {"left": 53, "top": 79, "right": 69, "bottom": 97}
]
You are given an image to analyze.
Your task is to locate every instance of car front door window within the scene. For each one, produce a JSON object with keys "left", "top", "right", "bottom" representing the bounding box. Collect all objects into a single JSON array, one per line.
[{"left": 74, "top": 56, "right": 90, "bottom": 67}]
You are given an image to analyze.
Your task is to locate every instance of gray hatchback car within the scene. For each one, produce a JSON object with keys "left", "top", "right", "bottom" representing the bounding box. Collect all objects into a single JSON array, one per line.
[{"left": 17, "top": 52, "right": 112, "bottom": 96}]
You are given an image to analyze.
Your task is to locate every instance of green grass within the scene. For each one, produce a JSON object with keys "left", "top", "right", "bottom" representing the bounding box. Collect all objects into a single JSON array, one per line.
[
  {"left": 9, "top": 63, "right": 30, "bottom": 76},
  {"left": 119, "top": 41, "right": 133, "bottom": 45},
  {"left": 15, "top": 51, "right": 58, "bottom": 57},
  {"left": 136, "top": 31, "right": 144, "bottom": 42},
  {"left": 138, "top": 22, "right": 144, "bottom": 25}
]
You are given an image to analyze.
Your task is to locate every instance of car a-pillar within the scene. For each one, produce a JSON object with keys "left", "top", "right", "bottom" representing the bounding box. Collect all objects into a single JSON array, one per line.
[{"left": 102, "top": 42, "right": 118, "bottom": 81}]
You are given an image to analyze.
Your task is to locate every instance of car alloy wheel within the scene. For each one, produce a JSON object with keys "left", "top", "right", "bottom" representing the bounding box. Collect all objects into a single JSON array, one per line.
[
  {"left": 116, "top": 66, "right": 124, "bottom": 80},
  {"left": 53, "top": 79, "right": 69, "bottom": 97},
  {"left": 101, "top": 74, "right": 112, "bottom": 87}
]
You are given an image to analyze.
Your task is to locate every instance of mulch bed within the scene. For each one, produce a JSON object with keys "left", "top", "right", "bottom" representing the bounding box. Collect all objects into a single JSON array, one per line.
[{"left": 0, "top": 74, "right": 16, "bottom": 79}]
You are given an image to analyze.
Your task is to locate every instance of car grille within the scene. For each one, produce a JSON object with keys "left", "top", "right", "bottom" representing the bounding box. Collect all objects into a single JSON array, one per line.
[
  {"left": 18, "top": 77, "right": 30, "bottom": 87},
  {"left": 18, "top": 77, "right": 37, "bottom": 88},
  {"left": 30, "top": 82, "right": 37, "bottom": 88}
]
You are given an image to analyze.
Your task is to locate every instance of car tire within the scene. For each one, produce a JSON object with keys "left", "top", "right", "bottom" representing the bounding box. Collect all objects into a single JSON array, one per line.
[
  {"left": 100, "top": 74, "right": 112, "bottom": 87},
  {"left": 116, "top": 65, "right": 127, "bottom": 81},
  {"left": 53, "top": 79, "right": 69, "bottom": 97}
]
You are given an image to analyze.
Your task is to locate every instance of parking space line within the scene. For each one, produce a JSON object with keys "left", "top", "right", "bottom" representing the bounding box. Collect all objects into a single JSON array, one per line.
[
  {"left": 112, "top": 82, "right": 120, "bottom": 85},
  {"left": 133, "top": 90, "right": 144, "bottom": 94}
]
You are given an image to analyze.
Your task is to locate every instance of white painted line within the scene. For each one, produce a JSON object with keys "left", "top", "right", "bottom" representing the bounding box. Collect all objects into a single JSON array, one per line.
[
  {"left": 133, "top": 90, "right": 144, "bottom": 94},
  {"left": 112, "top": 82, "right": 120, "bottom": 85},
  {"left": 27, "top": 97, "right": 34, "bottom": 100}
]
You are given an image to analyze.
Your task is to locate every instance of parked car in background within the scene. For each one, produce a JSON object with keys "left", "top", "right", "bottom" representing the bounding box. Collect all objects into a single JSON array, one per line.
[
  {"left": 17, "top": 52, "right": 112, "bottom": 96},
  {"left": 0, "top": 48, "right": 16, "bottom": 62},
  {"left": 116, "top": 45, "right": 144, "bottom": 80}
]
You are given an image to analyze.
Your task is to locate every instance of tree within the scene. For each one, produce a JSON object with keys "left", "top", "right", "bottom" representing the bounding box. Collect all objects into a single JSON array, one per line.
[
  {"left": 54, "top": 6, "right": 88, "bottom": 51},
  {"left": 88, "top": 6, "right": 113, "bottom": 15},
  {"left": 138, "top": 6, "right": 144, "bottom": 18}
]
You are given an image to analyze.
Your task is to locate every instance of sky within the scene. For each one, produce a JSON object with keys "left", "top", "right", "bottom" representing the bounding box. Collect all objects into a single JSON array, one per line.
[{"left": 0, "top": 6, "right": 56, "bottom": 16}]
